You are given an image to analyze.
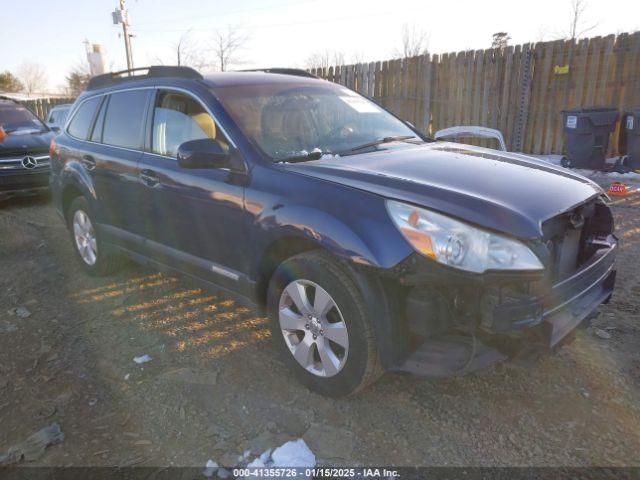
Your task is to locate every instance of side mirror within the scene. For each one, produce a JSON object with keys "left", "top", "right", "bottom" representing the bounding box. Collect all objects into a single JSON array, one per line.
[{"left": 177, "top": 138, "right": 242, "bottom": 171}]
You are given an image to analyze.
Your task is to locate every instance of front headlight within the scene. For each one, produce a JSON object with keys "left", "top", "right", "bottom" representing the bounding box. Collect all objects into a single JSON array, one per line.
[{"left": 386, "top": 200, "right": 544, "bottom": 273}]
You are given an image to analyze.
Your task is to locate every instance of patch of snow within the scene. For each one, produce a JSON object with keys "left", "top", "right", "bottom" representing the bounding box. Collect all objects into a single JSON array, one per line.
[
  {"left": 208, "top": 438, "right": 316, "bottom": 480},
  {"left": 203, "top": 459, "right": 218, "bottom": 477},
  {"left": 271, "top": 439, "right": 315, "bottom": 467},
  {"left": 259, "top": 448, "right": 272, "bottom": 464},
  {"left": 246, "top": 457, "right": 266, "bottom": 468},
  {"left": 133, "top": 354, "right": 152, "bottom": 364}
]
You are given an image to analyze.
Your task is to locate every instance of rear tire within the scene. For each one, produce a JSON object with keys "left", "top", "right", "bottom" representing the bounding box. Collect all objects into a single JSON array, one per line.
[
  {"left": 67, "top": 196, "right": 124, "bottom": 276},
  {"left": 267, "top": 250, "right": 382, "bottom": 397}
]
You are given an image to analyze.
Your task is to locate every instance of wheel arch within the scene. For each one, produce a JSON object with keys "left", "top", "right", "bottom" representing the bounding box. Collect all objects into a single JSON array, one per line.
[
  {"left": 61, "top": 183, "right": 85, "bottom": 220},
  {"left": 60, "top": 161, "right": 97, "bottom": 220},
  {"left": 255, "top": 235, "right": 323, "bottom": 306}
]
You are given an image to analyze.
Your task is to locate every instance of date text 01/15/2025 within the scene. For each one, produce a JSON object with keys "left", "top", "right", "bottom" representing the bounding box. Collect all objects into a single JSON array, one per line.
[{"left": 231, "top": 468, "right": 400, "bottom": 477}]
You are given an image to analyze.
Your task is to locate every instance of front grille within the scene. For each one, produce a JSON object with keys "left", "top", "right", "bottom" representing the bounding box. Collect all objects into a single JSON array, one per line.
[
  {"left": 542, "top": 197, "right": 614, "bottom": 282},
  {"left": 554, "top": 227, "right": 582, "bottom": 279},
  {"left": 0, "top": 147, "right": 49, "bottom": 157},
  {"left": 0, "top": 154, "right": 50, "bottom": 172}
]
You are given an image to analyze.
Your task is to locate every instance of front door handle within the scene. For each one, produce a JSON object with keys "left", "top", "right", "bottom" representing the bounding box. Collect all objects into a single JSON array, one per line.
[
  {"left": 81, "top": 155, "right": 96, "bottom": 170},
  {"left": 140, "top": 168, "right": 160, "bottom": 187}
]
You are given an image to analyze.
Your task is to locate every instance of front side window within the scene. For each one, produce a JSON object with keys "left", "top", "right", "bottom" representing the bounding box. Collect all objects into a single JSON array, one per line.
[
  {"left": 151, "top": 90, "right": 229, "bottom": 158},
  {"left": 102, "top": 90, "right": 150, "bottom": 150},
  {"left": 67, "top": 97, "right": 100, "bottom": 140},
  {"left": 213, "top": 81, "right": 419, "bottom": 161}
]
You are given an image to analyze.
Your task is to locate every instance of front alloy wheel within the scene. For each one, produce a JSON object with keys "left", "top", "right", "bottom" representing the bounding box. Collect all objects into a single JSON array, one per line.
[
  {"left": 279, "top": 279, "right": 349, "bottom": 377},
  {"left": 267, "top": 251, "right": 382, "bottom": 397}
]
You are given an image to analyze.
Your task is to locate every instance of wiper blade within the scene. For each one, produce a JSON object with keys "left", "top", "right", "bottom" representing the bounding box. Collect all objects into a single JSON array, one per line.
[
  {"left": 279, "top": 148, "right": 327, "bottom": 163},
  {"left": 349, "top": 135, "right": 417, "bottom": 152}
]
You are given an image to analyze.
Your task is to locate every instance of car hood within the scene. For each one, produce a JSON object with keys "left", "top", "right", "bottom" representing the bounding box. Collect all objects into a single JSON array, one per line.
[
  {"left": 285, "top": 142, "right": 602, "bottom": 239},
  {"left": 0, "top": 130, "right": 54, "bottom": 157}
]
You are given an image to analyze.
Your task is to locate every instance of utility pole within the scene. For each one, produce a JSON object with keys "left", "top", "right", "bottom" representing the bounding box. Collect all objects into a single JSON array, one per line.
[{"left": 112, "top": 0, "right": 134, "bottom": 71}]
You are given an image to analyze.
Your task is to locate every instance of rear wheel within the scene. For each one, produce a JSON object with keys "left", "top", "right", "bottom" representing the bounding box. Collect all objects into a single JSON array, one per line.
[
  {"left": 67, "top": 196, "right": 123, "bottom": 276},
  {"left": 267, "top": 251, "right": 382, "bottom": 396}
]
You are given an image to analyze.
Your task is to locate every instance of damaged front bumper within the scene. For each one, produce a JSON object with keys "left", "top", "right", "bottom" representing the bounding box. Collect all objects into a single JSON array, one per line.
[
  {"left": 480, "top": 234, "right": 616, "bottom": 347},
  {"left": 389, "top": 234, "right": 617, "bottom": 378}
]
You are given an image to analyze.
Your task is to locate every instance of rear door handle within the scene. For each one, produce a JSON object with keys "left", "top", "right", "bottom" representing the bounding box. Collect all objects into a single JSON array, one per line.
[
  {"left": 140, "top": 168, "right": 160, "bottom": 187},
  {"left": 81, "top": 155, "right": 96, "bottom": 170}
]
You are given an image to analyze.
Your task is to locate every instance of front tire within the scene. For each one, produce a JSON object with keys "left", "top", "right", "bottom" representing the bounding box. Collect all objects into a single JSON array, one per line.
[
  {"left": 267, "top": 251, "right": 382, "bottom": 397},
  {"left": 67, "top": 196, "right": 123, "bottom": 276}
]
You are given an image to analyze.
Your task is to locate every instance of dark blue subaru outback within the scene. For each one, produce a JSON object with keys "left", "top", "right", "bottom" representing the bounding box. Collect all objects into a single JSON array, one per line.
[{"left": 50, "top": 66, "right": 617, "bottom": 396}]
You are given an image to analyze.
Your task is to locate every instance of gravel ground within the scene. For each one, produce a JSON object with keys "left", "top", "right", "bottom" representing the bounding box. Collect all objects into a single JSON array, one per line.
[{"left": 1, "top": 193, "right": 639, "bottom": 468}]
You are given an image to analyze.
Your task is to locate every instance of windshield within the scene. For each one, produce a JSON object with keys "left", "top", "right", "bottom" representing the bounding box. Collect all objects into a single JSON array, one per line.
[
  {"left": 213, "top": 81, "right": 420, "bottom": 161},
  {"left": 0, "top": 103, "right": 47, "bottom": 134}
]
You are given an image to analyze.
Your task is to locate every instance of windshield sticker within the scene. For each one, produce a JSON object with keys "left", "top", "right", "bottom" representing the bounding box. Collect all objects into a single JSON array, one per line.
[{"left": 339, "top": 96, "right": 381, "bottom": 113}]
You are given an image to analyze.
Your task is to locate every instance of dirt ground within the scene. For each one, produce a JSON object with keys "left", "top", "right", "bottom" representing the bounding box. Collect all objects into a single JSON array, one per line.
[{"left": 1, "top": 192, "right": 639, "bottom": 468}]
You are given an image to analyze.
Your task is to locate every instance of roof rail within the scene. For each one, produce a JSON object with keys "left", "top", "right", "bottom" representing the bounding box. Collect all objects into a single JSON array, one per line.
[
  {"left": 239, "top": 68, "right": 318, "bottom": 79},
  {"left": 87, "top": 66, "right": 203, "bottom": 90}
]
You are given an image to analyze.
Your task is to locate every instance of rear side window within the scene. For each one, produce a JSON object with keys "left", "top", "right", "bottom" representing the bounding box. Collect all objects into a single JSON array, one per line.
[
  {"left": 102, "top": 90, "right": 150, "bottom": 150},
  {"left": 67, "top": 97, "right": 100, "bottom": 139}
]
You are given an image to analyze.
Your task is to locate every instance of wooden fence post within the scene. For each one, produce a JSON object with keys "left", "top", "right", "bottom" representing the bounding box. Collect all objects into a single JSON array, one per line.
[{"left": 514, "top": 44, "right": 533, "bottom": 152}]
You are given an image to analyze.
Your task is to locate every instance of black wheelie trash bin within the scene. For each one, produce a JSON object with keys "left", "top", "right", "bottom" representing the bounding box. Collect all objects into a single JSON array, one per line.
[
  {"left": 561, "top": 107, "right": 618, "bottom": 170},
  {"left": 620, "top": 109, "right": 640, "bottom": 172}
]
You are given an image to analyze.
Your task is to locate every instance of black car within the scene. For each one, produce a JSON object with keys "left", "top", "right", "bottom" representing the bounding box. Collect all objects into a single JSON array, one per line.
[
  {"left": 50, "top": 67, "right": 617, "bottom": 396},
  {"left": 0, "top": 97, "right": 55, "bottom": 199}
]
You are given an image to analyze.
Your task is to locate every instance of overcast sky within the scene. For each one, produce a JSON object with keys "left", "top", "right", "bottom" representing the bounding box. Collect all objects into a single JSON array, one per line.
[{"left": 1, "top": 0, "right": 639, "bottom": 92}]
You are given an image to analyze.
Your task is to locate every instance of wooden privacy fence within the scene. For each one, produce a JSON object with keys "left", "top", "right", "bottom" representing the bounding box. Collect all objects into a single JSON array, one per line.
[
  {"left": 310, "top": 32, "right": 640, "bottom": 156},
  {"left": 22, "top": 97, "right": 75, "bottom": 120}
]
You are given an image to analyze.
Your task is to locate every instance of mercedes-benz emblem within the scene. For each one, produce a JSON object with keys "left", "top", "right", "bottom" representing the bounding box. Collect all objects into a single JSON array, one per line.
[{"left": 22, "top": 156, "right": 37, "bottom": 169}]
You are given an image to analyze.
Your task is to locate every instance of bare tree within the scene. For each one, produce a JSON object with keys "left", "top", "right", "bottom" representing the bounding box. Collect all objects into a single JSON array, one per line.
[
  {"left": 491, "top": 32, "right": 511, "bottom": 50},
  {"left": 17, "top": 62, "right": 47, "bottom": 96},
  {"left": 211, "top": 26, "right": 249, "bottom": 72},
  {"left": 305, "top": 50, "right": 346, "bottom": 70},
  {"left": 394, "top": 23, "right": 430, "bottom": 59},
  {"left": 174, "top": 30, "right": 209, "bottom": 69},
  {"left": 153, "top": 30, "right": 209, "bottom": 70},
  {"left": 567, "top": 0, "right": 598, "bottom": 39}
]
